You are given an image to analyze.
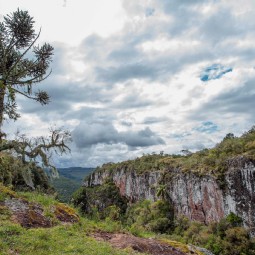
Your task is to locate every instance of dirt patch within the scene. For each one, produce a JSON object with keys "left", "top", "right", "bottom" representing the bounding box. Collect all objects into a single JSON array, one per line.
[{"left": 92, "top": 231, "right": 193, "bottom": 255}]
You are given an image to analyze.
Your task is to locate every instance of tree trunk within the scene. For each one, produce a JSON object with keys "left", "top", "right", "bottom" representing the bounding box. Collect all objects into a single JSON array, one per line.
[{"left": 0, "top": 84, "right": 6, "bottom": 141}]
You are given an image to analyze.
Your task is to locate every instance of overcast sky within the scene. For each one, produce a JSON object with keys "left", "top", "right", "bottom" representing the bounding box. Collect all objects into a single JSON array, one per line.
[{"left": 1, "top": 0, "right": 255, "bottom": 167}]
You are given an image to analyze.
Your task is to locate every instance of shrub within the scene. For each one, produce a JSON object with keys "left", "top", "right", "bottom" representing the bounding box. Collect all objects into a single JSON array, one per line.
[
  {"left": 72, "top": 180, "right": 128, "bottom": 220},
  {"left": 226, "top": 212, "right": 243, "bottom": 227},
  {"left": 125, "top": 200, "right": 173, "bottom": 233}
]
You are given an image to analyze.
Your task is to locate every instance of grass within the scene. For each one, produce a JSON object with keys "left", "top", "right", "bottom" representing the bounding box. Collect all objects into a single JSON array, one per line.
[
  {"left": 18, "top": 191, "right": 58, "bottom": 207},
  {"left": 0, "top": 220, "right": 135, "bottom": 255}
]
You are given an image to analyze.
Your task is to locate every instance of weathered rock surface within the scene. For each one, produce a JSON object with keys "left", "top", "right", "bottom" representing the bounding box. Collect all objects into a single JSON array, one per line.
[
  {"left": 4, "top": 198, "right": 79, "bottom": 228},
  {"left": 4, "top": 198, "right": 52, "bottom": 228},
  {"left": 84, "top": 156, "right": 255, "bottom": 232},
  {"left": 92, "top": 231, "right": 204, "bottom": 255}
]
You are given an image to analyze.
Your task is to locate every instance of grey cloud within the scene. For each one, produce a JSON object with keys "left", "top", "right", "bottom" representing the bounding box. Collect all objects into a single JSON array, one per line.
[
  {"left": 76, "top": 4, "right": 234, "bottom": 86},
  {"left": 182, "top": 142, "right": 206, "bottom": 151},
  {"left": 72, "top": 122, "right": 119, "bottom": 148},
  {"left": 121, "top": 127, "right": 165, "bottom": 147},
  {"left": 199, "top": 9, "right": 246, "bottom": 44},
  {"left": 189, "top": 77, "right": 255, "bottom": 121},
  {"left": 108, "top": 46, "right": 140, "bottom": 62},
  {"left": 142, "top": 116, "right": 168, "bottom": 124},
  {"left": 120, "top": 120, "right": 133, "bottom": 127},
  {"left": 72, "top": 122, "right": 165, "bottom": 148},
  {"left": 112, "top": 93, "right": 153, "bottom": 109},
  {"left": 96, "top": 62, "right": 158, "bottom": 83}
]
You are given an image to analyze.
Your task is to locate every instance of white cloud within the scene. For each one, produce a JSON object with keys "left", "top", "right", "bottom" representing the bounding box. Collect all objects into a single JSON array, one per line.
[
  {"left": 0, "top": 0, "right": 126, "bottom": 45},
  {"left": 1, "top": 0, "right": 255, "bottom": 167}
]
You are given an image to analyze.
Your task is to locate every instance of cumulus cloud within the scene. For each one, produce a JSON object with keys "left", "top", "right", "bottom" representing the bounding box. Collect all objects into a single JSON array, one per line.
[
  {"left": 72, "top": 122, "right": 165, "bottom": 149},
  {"left": 189, "top": 75, "right": 255, "bottom": 121},
  {"left": 142, "top": 116, "right": 168, "bottom": 124}
]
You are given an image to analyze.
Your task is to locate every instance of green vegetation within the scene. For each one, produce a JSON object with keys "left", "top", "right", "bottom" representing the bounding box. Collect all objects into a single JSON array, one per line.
[
  {"left": 0, "top": 181, "right": 203, "bottom": 255},
  {"left": 168, "top": 216, "right": 255, "bottom": 255},
  {"left": 51, "top": 175, "right": 81, "bottom": 203},
  {"left": 73, "top": 179, "right": 128, "bottom": 218},
  {"left": 0, "top": 221, "right": 134, "bottom": 255},
  {"left": 126, "top": 200, "right": 174, "bottom": 235},
  {"left": 0, "top": 152, "right": 53, "bottom": 192}
]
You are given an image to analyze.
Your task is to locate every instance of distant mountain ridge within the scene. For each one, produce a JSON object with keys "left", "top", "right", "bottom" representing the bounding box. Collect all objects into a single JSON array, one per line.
[
  {"left": 57, "top": 167, "right": 94, "bottom": 182},
  {"left": 51, "top": 167, "right": 94, "bottom": 202}
]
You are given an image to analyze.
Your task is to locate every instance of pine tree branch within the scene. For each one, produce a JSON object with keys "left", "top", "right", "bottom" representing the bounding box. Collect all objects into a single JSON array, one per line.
[{"left": 5, "top": 28, "right": 41, "bottom": 79}]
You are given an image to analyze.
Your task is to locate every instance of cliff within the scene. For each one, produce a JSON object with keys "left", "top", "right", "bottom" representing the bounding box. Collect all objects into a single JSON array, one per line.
[{"left": 84, "top": 156, "right": 255, "bottom": 233}]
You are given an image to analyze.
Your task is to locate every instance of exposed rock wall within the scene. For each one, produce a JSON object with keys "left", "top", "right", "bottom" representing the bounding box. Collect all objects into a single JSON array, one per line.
[{"left": 84, "top": 157, "right": 255, "bottom": 232}]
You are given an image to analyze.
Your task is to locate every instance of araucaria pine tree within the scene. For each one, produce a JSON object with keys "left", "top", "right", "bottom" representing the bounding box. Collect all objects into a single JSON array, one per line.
[
  {"left": 0, "top": 9, "right": 53, "bottom": 136},
  {"left": 0, "top": 9, "right": 71, "bottom": 175}
]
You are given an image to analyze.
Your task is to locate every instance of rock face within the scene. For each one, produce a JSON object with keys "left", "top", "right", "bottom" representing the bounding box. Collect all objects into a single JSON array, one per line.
[{"left": 84, "top": 157, "right": 255, "bottom": 232}]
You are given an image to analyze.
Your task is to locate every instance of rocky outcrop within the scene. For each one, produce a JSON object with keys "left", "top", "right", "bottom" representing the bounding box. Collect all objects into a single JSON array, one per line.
[
  {"left": 4, "top": 198, "right": 79, "bottom": 228},
  {"left": 84, "top": 157, "right": 255, "bottom": 233},
  {"left": 4, "top": 198, "right": 53, "bottom": 228}
]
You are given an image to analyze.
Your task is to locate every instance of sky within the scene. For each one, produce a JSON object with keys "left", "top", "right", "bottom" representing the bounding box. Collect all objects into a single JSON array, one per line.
[{"left": 0, "top": 0, "right": 255, "bottom": 168}]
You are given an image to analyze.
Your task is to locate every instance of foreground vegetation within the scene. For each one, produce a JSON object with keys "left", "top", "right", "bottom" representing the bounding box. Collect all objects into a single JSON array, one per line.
[
  {"left": 0, "top": 181, "right": 205, "bottom": 255},
  {"left": 0, "top": 183, "right": 135, "bottom": 255},
  {"left": 1, "top": 188, "right": 255, "bottom": 255},
  {"left": 0, "top": 219, "right": 135, "bottom": 255}
]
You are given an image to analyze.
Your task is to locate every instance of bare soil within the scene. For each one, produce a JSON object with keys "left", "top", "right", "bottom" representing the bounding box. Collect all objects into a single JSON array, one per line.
[{"left": 92, "top": 231, "right": 190, "bottom": 255}]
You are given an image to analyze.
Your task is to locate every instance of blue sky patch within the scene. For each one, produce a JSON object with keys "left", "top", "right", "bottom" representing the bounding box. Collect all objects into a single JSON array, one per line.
[
  {"left": 200, "top": 64, "right": 232, "bottom": 82},
  {"left": 194, "top": 121, "right": 218, "bottom": 133}
]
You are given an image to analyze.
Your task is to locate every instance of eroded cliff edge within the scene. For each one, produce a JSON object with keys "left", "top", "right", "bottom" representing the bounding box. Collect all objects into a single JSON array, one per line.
[{"left": 84, "top": 156, "right": 255, "bottom": 233}]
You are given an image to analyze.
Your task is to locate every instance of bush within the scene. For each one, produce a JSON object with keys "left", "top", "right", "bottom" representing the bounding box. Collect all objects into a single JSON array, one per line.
[
  {"left": 171, "top": 216, "right": 255, "bottom": 255},
  {"left": 125, "top": 200, "right": 173, "bottom": 233},
  {"left": 226, "top": 212, "right": 243, "bottom": 227},
  {"left": 72, "top": 180, "right": 128, "bottom": 220}
]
